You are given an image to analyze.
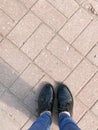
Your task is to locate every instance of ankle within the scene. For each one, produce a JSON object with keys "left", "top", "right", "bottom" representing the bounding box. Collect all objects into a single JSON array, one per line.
[
  {"left": 40, "top": 111, "right": 52, "bottom": 116},
  {"left": 59, "top": 111, "right": 70, "bottom": 117}
]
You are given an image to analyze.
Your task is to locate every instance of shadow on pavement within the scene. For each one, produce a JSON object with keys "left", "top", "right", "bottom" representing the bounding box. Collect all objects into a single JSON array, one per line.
[{"left": 0, "top": 60, "right": 61, "bottom": 129}]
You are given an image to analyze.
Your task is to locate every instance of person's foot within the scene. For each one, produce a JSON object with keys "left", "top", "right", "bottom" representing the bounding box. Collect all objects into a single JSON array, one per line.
[
  {"left": 57, "top": 83, "right": 73, "bottom": 116},
  {"left": 38, "top": 83, "right": 55, "bottom": 115}
]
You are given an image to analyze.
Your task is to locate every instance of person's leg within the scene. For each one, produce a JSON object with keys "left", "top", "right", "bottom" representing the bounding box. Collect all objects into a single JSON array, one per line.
[
  {"left": 56, "top": 82, "right": 81, "bottom": 130},
  {"left": 28, "top": 112, "right": 52, "bottom": 130},
  {"left": 59, "top": 113, "right": 81, "bottom": 130},
  {"left": 28, "top": 83, "right": 55, "bottom": 130}
]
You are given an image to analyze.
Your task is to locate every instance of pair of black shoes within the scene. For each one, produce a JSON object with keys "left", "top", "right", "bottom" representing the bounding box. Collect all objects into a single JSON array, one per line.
[{"left": 38, "top": 82, "right": 73, "bottom": 116}]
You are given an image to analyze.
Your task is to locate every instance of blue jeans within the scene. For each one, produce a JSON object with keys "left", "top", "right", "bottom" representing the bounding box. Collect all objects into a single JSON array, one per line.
[{"left": 29, "top": 112, "right": 81, "bottom": 130}]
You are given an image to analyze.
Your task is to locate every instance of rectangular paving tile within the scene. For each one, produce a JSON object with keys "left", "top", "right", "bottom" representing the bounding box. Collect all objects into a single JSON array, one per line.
[
  {"left": 24, "top": 74, "right": 55, "bottom": 109},
  {"left": 24, "top": 74, "right": 55, "bottom": 114},
  {"left": 38, "top": 74, "right": 55, "bottom": 88},
  {"left": 0, "top": 83, "right": 5, "bottom": 96},
  {"left": 59, "top": 8, "right": 92, "bottom": 44},
  {"left": 22, "top": 117, "right": 37, "bottom": 130},
  {"left": 0, "top": 58, "right": 18, "bottom": 87},
  {"left": 20, "top": 0, "right": 37, "bottom": 8},
  {"left": 32, "top": 0, "right": 67, "bottom": 31},
  {"left": 78, "top": 111, "right": 98, "bottom": 130},
  {"left": 47, "top": 0, "right": 79, "bottom": 18},
  {"left": 8, "top": 11, "right": 41, "bottom": 47},
  {"left": 32, "top": 74, "right": 55, "bottom": 97},
  {"left": 0, "top": 108, "right": 20, "bottom": 130},
  {"left": 87, "top": 44, "right": 98, "bottom": 67},
  {"left": 22, "top": 24, "right": 54, "bottom": 60},
  {"left": 35, "top": 49, "right": 71, "bottom": 81},
  {"left": 73, "top": 20, "right": 98, "bottom": 56},
  {"left": 91, "top": 101, "right": 98, "bottom": 117},
  {"left": 24, "top": 91, "right": 38, "bottom": 115},
  {"left": 0, "top": 39, "right": 31, "bottom": 73},
  {"left": 0, "top": 10, "right": 14, "bottom": 36},
  {"left": 0, "top": 91, "right": 31, "bottom": 127},
  {"left": 73, "top": 97, "right": 87, "bottom": 122},
  {"left": 0, "top": 0, "right": 27, "bottom": 22},
  {"left": 47, "top": 35, "right": 82, "bottom": 70},
  {"left": 10, "top": 63, "right": 44, "bottom": 99},
  {"left": 77, "top": 72, "right": 98, "bottom": 108},
  {"left": 64, "top": 59, "right": 97, "bottom": 96}
]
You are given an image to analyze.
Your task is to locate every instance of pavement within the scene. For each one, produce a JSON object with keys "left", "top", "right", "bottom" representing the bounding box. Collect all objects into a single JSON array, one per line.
[{"left": 0, "top": 0, "right": 98, "bottom": 129}]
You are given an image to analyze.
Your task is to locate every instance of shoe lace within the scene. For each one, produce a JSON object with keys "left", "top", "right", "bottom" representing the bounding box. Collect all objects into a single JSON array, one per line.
[
  {"left": 39, "top": 97, "right": 52, "bottom": 111},
  {"left": 58, "top": 102, "right": 71, "bottom": 112}
]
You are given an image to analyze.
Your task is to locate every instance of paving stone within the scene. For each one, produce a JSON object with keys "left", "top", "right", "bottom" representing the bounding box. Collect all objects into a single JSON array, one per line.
[
  {"left": 75, "top": 0, "right": 85, "bottom": 4},
  {"left": 33, "top": 74, "right": 55, "bottom": 96},
  {"left": 21, "top": 116, "right": 37, "bottom": 130},
  {"left": 10, "top": 64, "right": 44, "bottom": 99},
  {"left": 19, "top": 64, "right": 44, "bottom": 87},
  {"left": 22, "top": 24, "right": 54, "bottom": 60},
  {"left": 64, "top": 59, "right": 97, "bottom": 96},
  {"left": 47, "top": 35, "right": 82, "bottom": 70},
  {"left": 0, "top": 10, "right": 14, "bottom": 36},
  {"left": 77, "top": 72, "right": 98, "bottom": 108},
  {"left": 24, "top": 74, "right": 55, "bottom": 114},
  {"left": 20, "top": 0, "right": 37, "bottom": 8},
  {"left": 0, "top": 83, "right": 5, "bottom": 96},
  {"left": 0, "top": 39, "right": 31, "bottom": 73},
  {"left": 73, "top": 97, "right": 87, "bottom": 122},
  {"left": 8, "top": 11, "right": 41, "bottom": 47},
  {"left": 40, "top": 74, "right": 55, "bottom": 87},
  {"left": 35, "top": 49, "right": 71, "bottom": 81},
  {"left": 0, "top": 58, "right": 18, "bottom": 88},
  {"left": 32, "top": 74, "right": 55, "bottom": 94},
  {"left": 0, "top": 0, "right": 27, "bottom": 22},
  {"left": 78, "top": 111, "right": 98, "bottom": 130},
  {"left": 24, "top": 91, "right": 38, "bottom": 115},
  {"left": 0, "top": 108, "right": 20, "bottom": 130},
  {"left": 47, "top": 0, "right": 79, "bottom": 18},
  {"left": 73, "top": 20, "right": 98, "bottom": 56},
  {"left": 91, "top": 101, "right": 98, "bottom": 117},
  {"left": 0, "top": 91, "right": 31, "bottom": 127},
  {"left": 51, "top": 123, "right": 59, "bottom": 130},
  {"left": 32, "top": 0, "right": 67, "bottom": 32},
  {"left": 87, "top": 44, "right": 98, "bottom": 67},
  {"left": 59, "top": 8, "right": 93, "bottom": 44}
]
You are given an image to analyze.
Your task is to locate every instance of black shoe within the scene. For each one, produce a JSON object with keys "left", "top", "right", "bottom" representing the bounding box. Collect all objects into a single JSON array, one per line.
[
  {"left": 38, "top": 83, "right": 55, "bottom": 115},
  {"left": 57, "top": 83, "right": 73, "bottom": 116}
]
